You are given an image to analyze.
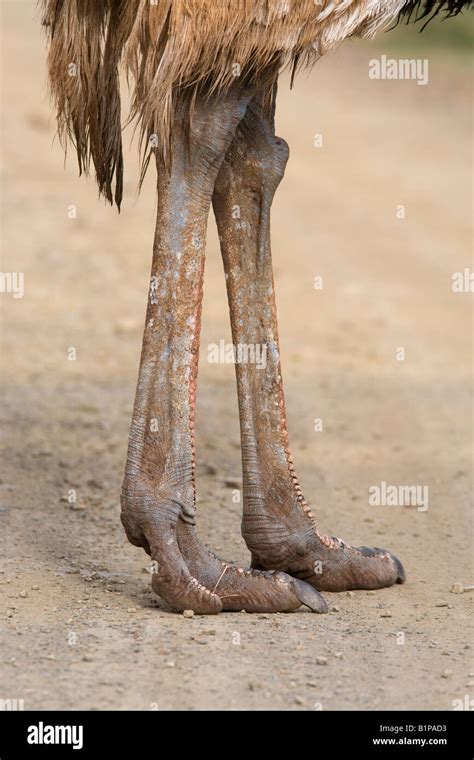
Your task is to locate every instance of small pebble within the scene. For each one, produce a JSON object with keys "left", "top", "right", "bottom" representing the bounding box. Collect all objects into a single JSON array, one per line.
[
  {"left": 248, "top": 682, "right": 261, "bottom": 691},
  {"left": 380, "top": 611, "right": 392, "bottom": 618},
  {"left": 224, "top": 478, "right": 241, "bottom": 489},
  {"left": 316, "top": 656, "right": 328, "bottom": 666},
  {"left": 294, "top": 696, "right": 305, "bottom": 705},
  {"left": 441, "top": 669, "right": 453, "bottom": 679},
  {"left": 19, "top": 591, "right": 27, "bottom": 599},
  {"left": 451, "top": 583, "right": 463, "bottom": 594},
  {"left": 183, "top": 609, "right": 194, "bottom": 619}
]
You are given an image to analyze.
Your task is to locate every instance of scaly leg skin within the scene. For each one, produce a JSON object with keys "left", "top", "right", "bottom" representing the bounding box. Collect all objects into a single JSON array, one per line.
[
  {"left": 120, "top": 90, "right": 326, "bottom": 614},
  {"left": 212, "top": 93, "right": 405, "bottom": 593}
]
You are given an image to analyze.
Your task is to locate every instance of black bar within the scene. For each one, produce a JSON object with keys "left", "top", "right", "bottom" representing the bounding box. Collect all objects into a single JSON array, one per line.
[{"left": 0, "top": 710, "right": 472, "bottom": 758}]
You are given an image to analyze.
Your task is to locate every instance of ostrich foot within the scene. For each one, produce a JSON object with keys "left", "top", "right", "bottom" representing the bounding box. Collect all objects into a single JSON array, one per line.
[
  {"left": 244, "top": 514, "right": 405, "bottom": 592},
  {"left": 121, "top": 496, "right": 327, "bottom": 614},
  {"left": 176, "top": 522, "right": 327, "bottom": 613}
]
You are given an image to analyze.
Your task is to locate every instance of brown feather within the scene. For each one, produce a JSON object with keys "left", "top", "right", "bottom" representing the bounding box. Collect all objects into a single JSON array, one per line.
[{"left": 40, "top": 1, "right": 411, "bottom": 208}]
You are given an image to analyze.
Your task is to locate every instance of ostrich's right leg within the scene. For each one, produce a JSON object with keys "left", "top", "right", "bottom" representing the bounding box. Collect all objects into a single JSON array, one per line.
[
  {"left": 120, "top": 92, "right": 326, "bottom": 614},
  {"left": 213, "top": 96, "right": 405, "bottom": 592}
]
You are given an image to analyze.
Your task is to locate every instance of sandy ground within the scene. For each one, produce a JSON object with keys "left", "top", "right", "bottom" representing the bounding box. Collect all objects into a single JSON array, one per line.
[{"left": 1, "top": 2, "right": 472, "bottom": 711}]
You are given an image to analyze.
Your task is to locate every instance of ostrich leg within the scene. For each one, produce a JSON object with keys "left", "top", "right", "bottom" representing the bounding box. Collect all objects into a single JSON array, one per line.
[
  {"left": 212, "top": 95, "right": 405, "bottom": 592},
  {"left": 120, "top": 91, "right": 326, "bottom": 614}
]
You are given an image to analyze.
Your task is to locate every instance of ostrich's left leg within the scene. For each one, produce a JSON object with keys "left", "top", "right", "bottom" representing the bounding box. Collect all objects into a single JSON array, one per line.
[{"left": 212, "top": 96, "right": 405, "bottom": 592}]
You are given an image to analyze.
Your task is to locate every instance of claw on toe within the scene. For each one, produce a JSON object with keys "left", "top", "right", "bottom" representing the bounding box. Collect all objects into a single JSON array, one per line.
[
  {"left": 345, "top": 544, "right": 406, "bottom": 587},
  {"left": 386, "top": 550, "right": 406, "bottom": 585},
  {"left": 291, "top": 577, "right": 328, "bottom": 613}
]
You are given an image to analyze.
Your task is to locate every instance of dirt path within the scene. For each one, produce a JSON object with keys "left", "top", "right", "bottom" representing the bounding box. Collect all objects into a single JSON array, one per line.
[{"left": 1, "top": 2, "right": 472, "bottom": 710}]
